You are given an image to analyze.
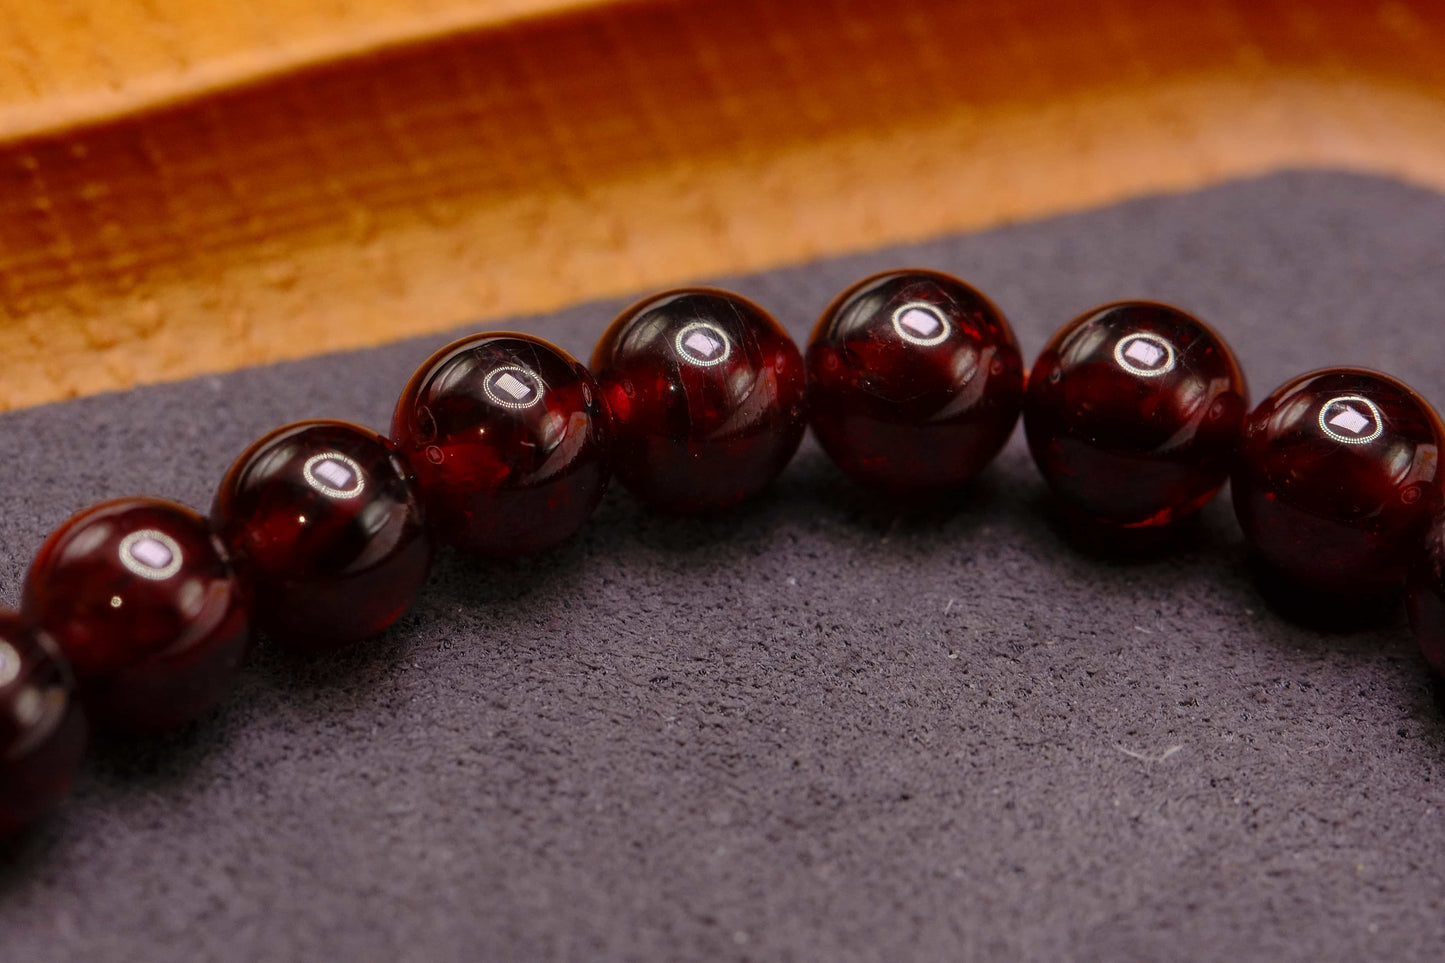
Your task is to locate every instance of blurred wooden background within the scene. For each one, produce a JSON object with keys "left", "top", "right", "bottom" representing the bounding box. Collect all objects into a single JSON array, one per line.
[{"left": 1, "top": 0, "right": 1442, "bottom": 409}]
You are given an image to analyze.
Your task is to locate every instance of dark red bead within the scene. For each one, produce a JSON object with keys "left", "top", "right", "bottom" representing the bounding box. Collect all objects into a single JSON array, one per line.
[
  {"left": 0, "top": 612, "right": 87, "bottom": 835},
  {"left": 212, "top": 420, "right": 431, "bottom": 651},
  {"left": 392, "top": 332, "right": 609, "bottom": 556},
  {"left": 1233, "top": 368, "right": 1445, "bottom": 594},
  {"left": 592, "top": 288, "right": 806, "bottom": 512},
  {"left": 1408, "top": 514, "right": 1445, "bottom": 677},
  {"left": 21, "top": 498, "right": 251, "bottom": 733},
  {"left": 1024, "top": 301, "right": 1249, "bottom": 528},
  {"left": 806, "top": 269, "right": 1024, "bottom": 493}
]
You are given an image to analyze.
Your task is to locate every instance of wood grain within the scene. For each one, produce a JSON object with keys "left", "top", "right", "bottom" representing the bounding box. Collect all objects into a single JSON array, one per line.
[
  {"left": 1, "top": 0, "right": 1443, "bottom": 409},
  {"left": 0, "top": 0, "right": 608, "bottom": 138}
]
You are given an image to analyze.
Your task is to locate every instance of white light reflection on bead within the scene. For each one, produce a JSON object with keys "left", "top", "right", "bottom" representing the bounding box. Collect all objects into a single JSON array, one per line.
[
  {"left": 303, "top": 451, "right": 366, "bottom": 500},
  {"left": 1113, "top": 333, "right": 1177, "bottom": 378},
  {"left": 890, "top": 302, "right": 950, "bottom": 347},
  {"left": 14, "top": 686, "right": 42, "bottom": 727},
  {"left": 1318, "top": 395, "right": 1384, "bottom": 445},
  {"left": 118, "top": 529, "right": 184, "bottom": 580},
  {"left": 674, "top": 322, "right": 732, "bottom": 367},
  {"left": 483, "top": 365, "right": 545, "bottom": 409},
  {"left": 0, "top": 640, "right": 18, "bottom": 687}
]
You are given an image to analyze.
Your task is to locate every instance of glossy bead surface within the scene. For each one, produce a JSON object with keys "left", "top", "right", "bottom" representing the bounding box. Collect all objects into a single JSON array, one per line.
[
  {"left": 806, "top": 269, "right": 1025, "bottom": 493},
  {"left": 392, "top": 332, "right": 609, "bottom": 556},
  {"left": 1408, "top": 514, "right": 1445, "bottom": 677},
  {"left": 0, "top": 613, "right": 87, "bottom": 835},
  {"left": 592, "top": 288, "right": 806, "bottom": 512},
  {"left": 1232, "top": 368, "right": 1444, "bottom": 594},
  {"left": 212, "top": 420, "right": 431, "bottom": 650},
  {"left": 1024, "top": 301, "right": 1248, "bottom": 528},
  {"left": 22, "top": 498, "right": 251, "bottom": 733}
]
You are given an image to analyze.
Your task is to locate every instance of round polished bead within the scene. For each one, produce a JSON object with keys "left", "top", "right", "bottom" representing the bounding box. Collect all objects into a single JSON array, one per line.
[
  {"left": 212, "top": 420, "right": 431, "bottom": 650},
  {"left": 806, "top": 269, "right": 1024, "bottom": 493},
  {"left": 1024, "top": 301, "right": 1249, "bottom": 528},
  {"left": 392, "top": 332, "right": 609, "bottom": 556},
  {"left": 592, "top": 288, "right": 806, "bottom": 513},
  {"left": 22, "top": 498, "right": 251, "bottom": 733},
  {"left": 1232, "top": 368, "right": 1444, "bottom": 594},
  {"left": 1408, "top": 514, "right": 1445, "bottom": 677},
  {"left": 0, "top": 612, "right": 87, "bottom": 835}
]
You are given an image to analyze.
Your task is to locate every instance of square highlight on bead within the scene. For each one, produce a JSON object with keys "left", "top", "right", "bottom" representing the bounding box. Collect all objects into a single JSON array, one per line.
[
  {"left": 1124, "top": 339, "right": 1165, "bottom": 367},
  {"left": 495, "top": 372, "right": 533, "bottom": 401},
  {"left": 684, "top": 331, "right": 722, "bottom": 358},
  {"left": 130, "top": 538, "right": 174, "bottom": 570},
  {"left": 898, "top": 308, "right": 942, "bottom": 339},
  {"left": 1329, "top": 406, "right": 1370, "bottom": 435},
  {"left": 313, "top": 459, "right": 356, "bottom": 491}
]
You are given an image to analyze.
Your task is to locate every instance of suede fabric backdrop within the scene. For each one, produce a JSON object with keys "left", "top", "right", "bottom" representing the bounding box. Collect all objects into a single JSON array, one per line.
[{"left": 2, "top": 171, "right": 1444, "bottom": 961}]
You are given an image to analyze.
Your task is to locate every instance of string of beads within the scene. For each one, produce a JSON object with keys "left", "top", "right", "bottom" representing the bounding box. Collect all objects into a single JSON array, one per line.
[{"left": 5, "top": 268, "right": 1444, "bottom": 835}]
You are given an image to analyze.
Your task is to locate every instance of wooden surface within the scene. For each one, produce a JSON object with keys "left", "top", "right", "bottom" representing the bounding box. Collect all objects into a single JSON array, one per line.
[
  {"left": 1, "top": 0, "right": 1444, "bottom": 409},
  {"left": 0, "top": 0, "right": 607, "bottom": 138}
]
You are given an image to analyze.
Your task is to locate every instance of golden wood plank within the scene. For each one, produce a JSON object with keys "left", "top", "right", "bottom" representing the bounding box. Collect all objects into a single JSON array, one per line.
[{"left": 0, "top": 0, "right": 1443, "bottom": 408}]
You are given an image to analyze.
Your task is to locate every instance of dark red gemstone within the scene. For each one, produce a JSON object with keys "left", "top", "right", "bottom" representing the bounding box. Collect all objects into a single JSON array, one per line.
[
  {"left": 1232, "top": 368, "right": 1444, "bottom": 594},
  {"left": 592, "top": 288, "right": 806, "bottom": 512},
  {"left": 212, "top": 420, "right": 431, "bottom": 650},
  {"left": 21, "top": 498, "right": 251, "bottom": 733},
  {"left": 806, "top": 269, "right": 1024, "bottom": 493},
  {"left": 392, "top": 332, "right": 609, "bottom": 556},
  {"left": 0, "top": 612, "right": 87, "bottom": 835},
  {"left": 1408, "top": 514, "right": 1445, "bottom": 677},
  {"left": 1024, "top": 301, "right": 1249, "bottom": 528}
]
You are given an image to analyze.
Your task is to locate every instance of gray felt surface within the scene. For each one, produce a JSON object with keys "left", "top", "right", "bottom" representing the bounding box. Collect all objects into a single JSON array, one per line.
[{"left": 2, "top": 171, "right": 1445, "bottom": 962}]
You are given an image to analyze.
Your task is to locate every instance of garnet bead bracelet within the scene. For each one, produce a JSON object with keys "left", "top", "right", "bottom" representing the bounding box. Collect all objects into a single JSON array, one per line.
[{"left": 5, "top": 268, "right": 1445, "bottom": 838}]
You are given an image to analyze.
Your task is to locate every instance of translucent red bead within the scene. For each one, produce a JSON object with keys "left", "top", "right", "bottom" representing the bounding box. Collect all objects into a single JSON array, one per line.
[
  {"left": 1232, "top": 368, "right": 1445, "bottom": 594},
  {"left": 0, "top": 612, "right": 87, "bottom": 835},
  {"left": 22, "top": 498, "right": 251, "bottom": 733},
  {"left": 212, "top": 420, "right": 431, "bottom": 651},
  {"left": 1408, "top": 514, "right": 1445, "bottom": 677},
  {"left": 806, "top": 269, "right": 1024, "bottom": 493},
  {"left": 392, "top": 333, "right": 610, "bottom": 557},
  {"left": 592, "top": 288, "right": 806, "bottom": 513},
  {"left": 1024, "top": 301, "right": 1249, "bottom": 528}
]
